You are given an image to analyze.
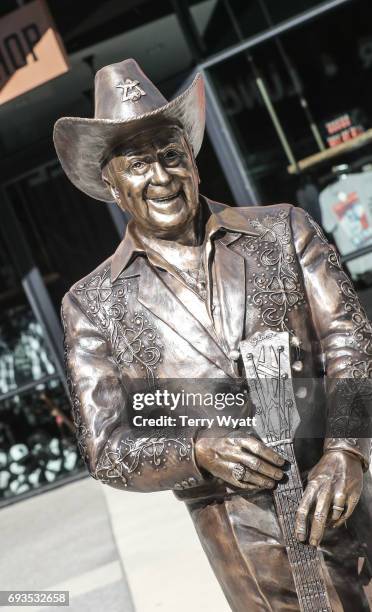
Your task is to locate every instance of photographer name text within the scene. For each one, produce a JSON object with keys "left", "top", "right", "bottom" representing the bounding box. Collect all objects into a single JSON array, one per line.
[{"left": 132, "top": 415, "right": 257, "bottom": 429}]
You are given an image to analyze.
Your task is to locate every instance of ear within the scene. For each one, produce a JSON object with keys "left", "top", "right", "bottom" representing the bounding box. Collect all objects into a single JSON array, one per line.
[
  {"left": 193, "top": 155, "right": 201, "bottom": 184},
  {"left": 110, "top": 185, "right": 121, "bottom": 204},
  {"left": 184, "top": 135, "right": 201, "bottom": 184},
  {"left": 102, "top": 162, "right": 121, "bottom": 204}
]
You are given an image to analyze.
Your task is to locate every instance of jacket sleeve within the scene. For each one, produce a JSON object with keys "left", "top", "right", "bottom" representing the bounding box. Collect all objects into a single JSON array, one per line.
[
  {"left": 290, "top": 206, "right": 371, "bottom": 470},
  {"left": 61, "top": 291, "right": 206, "bottom": 492}
]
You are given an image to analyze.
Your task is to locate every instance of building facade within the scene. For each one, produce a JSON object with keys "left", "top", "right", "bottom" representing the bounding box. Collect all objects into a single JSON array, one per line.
[{"left": 1, "top": 0, "right": 372, "bottom": 503}]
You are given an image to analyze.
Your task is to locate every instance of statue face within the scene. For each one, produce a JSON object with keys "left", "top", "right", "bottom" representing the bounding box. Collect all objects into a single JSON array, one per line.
[{"left": 105, "top": 125, "right": 200, "bottom": 237}]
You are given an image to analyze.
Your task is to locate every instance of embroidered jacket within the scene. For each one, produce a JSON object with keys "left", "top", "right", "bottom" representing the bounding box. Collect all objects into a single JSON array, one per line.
[{"left": 61, "top": 200, "right": 372, "bottom": 496}]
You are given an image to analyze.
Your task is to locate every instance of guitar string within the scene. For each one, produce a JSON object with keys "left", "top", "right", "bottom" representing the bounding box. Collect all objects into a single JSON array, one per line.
[
  {"left": 253, "top": 372, "right": 316, "bottom": 609},
  {"left": 278, "top": 350, "right": 331, "bottom": 611},
  {"left": 277, "top": 383, "right": 328, "bottom": 611},
  {"left": 276, "top": 352, "right": 315, "bottom": 610},
  {"left": 277, "top": 396, "right": 331, "bottom": 610},
  {"left": 251, "top": 357, "right": 330, "bottom": 611},
  {"left": 276, "top": 354, "right": 318, "bottom": 611},
  {"left": 276, "top": 351, "right": 330, "bottom": 611}
]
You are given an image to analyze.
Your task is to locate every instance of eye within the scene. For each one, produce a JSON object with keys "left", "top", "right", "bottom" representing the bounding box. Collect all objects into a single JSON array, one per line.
[
  {"left": 164, "top": 149, "right": 180, "bottom": 163},
  {"left": 131, "top": 160, "right": 146, "bottom": 170},
  {"left": 130, "top": 159, "right": 149, "bottom": 174}
]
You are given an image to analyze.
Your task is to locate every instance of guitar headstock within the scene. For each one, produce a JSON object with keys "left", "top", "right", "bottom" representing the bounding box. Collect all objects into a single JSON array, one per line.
[{"left": 240, "top": 331, "right": 299, "bottom": 443}]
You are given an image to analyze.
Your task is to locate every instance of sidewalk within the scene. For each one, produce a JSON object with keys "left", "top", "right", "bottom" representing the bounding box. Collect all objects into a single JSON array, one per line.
[
  {"left": 0, "top": 477, "right": 134, "bottom": 612},
  {"left": 102, "top": 485, "right": 230, "bottom": 612},
  {"left": 0, "top": 476, "right": 229, "bottom": 612}
]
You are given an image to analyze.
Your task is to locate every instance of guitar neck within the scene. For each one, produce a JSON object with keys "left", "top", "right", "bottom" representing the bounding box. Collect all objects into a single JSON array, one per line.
[
  {"left": 271, "top": 440, "right": 332, "bottom": 612},
  {"left": 240, "top": 332, "right": 333, "bottom": 612}
]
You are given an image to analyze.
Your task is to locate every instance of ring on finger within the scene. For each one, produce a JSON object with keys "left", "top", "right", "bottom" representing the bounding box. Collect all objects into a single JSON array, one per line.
[
  {"left": 332, "top": 505, "right": 345, "bottom": 512},
  {"left": 232, "top": 463, "right": 246, "bottom": 482}
]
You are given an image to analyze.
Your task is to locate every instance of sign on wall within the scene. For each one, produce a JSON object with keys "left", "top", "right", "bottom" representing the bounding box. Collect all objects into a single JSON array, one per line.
[{"left": 0, "top": 0, "right": 69, "bottom": 106}]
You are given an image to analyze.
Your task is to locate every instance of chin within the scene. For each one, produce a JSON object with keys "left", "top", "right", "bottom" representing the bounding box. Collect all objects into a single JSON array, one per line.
[{"left": 147, "top": 210, "right": 193, "bottom": 235}]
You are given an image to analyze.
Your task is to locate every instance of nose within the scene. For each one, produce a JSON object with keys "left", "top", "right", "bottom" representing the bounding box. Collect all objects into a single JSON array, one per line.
[{"left": 150, "top": 161, "right": 172, "bottom": 186}]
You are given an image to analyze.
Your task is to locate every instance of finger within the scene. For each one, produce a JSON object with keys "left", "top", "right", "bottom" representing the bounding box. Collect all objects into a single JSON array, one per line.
[
  {"left": 239, "top": 467, "right": 276, "bottom": 489},
  {"left": 224, "top": 461, "right": 262, "bottom": 490},
  {"left": 309, "top": 486, "right": 333, "bottom": 547},
  {"left": 227, "top": 450, "right": 284, "bottom": 481},
  {"left": 333, "top": 493, "right": 361, "bottom": 528},
  {"left": 295, "top": 484, "right": 317, "bottom": 542},
  {"left": 240, "top": 438, "right": 285, "bottom": 467},
  {"left": 329, "top": 490, "right": 347, "bottom": 523}
]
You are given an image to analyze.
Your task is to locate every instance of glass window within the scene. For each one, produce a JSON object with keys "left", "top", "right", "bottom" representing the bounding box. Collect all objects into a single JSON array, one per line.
[
  {"left": 208, "top": 0, "right": 372, "bottom": 202},
  {"left": 0, "top": 235, "right": 83, "bottom": 504},
  {"left": 0, "top": 380, "right": 82, "bottom": 501},
  {"left": 188, "top": 0, "right": 325, "bottom": 56},
  {"left": 208, "top": 0, "right": 372, "bottom": 291},
  {"left": 3, "top": 162, "right": 121, "bottom": 313},
  {"left": 0, "top": 306, "right": 56, "bottom": 395}
]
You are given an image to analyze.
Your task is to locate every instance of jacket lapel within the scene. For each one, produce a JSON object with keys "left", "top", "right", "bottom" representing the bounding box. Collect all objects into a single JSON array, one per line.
[
  {"left": 136, "top": 259, "right": 235, "bottom": 376},
  {"left": 214, "top": 240, "right": 246, "bottom": 353}
]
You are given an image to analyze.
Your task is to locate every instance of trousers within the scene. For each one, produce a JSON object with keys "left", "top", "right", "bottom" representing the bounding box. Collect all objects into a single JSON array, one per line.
[{"left": 187, "top": 491, "right": 370, "bottom": 611}]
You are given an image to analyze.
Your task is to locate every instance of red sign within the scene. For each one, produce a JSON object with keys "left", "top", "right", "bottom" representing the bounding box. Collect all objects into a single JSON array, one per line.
[{"left": 0, "top": 0, "right": 69, "bottom": 105}]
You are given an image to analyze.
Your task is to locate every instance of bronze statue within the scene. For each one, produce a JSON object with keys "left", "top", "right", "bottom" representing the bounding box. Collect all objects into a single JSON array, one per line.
[{"left": 54, "top": 59, "right": 372, "bottom": 611}]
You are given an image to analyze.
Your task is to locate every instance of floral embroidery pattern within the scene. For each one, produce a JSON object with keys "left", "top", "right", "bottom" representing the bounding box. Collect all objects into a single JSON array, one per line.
[
  {"left": 347, "top": 360, "right": 372, "bottom": 379},
  {"left": 61, "top": 307, "right": 91, "bottom": 463},
  {"left": 94, "top": 436, "right": 191, "bottom": 486},
  {"left": 327, "top": 247, "right": 343, "bottom": 270},
  {"left": 305, "top": 212, "right": 372, "bottom": 379},
  {"left": 238, "top": 209, "right": 305, "bottom": 332},
  {"left": 337, "top": 278, "right": 372, "bottom": 380},
  {"left": 326, "top": 376, "right": 372, "bottom": 438},
  {"left": 305, "top": 212, "right": 327, "bottom": 242},
  {"left": 305, "top": 213, "right": 343, "bottom": 271},
  {"left": 73, "top": 266, "right": 162, "bottom": 384},
  {"left": 339, "top": 279, "right": 372, "bottom": 356}
]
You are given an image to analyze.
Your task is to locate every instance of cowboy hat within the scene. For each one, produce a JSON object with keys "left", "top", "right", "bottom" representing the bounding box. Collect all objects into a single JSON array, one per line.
[{"left": 53, "top": 59, "right": 205, "bottom": 202}]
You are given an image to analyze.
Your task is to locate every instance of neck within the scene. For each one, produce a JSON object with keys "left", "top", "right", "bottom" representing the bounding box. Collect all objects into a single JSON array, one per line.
[{"left": 172, "top": 217, "right": 201, "bottom": 246}]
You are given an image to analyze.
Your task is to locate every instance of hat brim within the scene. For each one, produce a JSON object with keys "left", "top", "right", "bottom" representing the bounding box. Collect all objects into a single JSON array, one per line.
[{"left": 53, "top": 73, "right": 205, "bottom": 202}]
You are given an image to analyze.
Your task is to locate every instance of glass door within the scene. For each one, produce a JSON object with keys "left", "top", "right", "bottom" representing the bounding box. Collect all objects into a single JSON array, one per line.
[{"left": 0, "top": 197, "right": 84, "bottom": 504}]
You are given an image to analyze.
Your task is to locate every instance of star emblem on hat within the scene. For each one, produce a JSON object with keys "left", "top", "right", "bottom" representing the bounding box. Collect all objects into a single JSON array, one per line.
[{"left": 116, "top": 78, "right": 146, "bottom": 102}]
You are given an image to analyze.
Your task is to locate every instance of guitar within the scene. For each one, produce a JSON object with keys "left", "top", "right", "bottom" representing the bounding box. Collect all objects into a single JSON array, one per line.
[{"left": 240, "top": 330, "right": 333, "bottom": 612}]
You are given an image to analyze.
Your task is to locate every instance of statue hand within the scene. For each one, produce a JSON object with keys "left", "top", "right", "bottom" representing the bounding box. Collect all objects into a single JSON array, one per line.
[
  {"left": 295, "top": 451, "right": 363, "bottom": 547},
  {"left": 195, "top": 435, "right": 285, "bottom": 490}
]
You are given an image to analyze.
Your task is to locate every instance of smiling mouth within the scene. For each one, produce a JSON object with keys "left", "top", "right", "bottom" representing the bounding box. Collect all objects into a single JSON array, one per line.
[{"left": 147, "top": 191, "right": 181, "bottom": 203}]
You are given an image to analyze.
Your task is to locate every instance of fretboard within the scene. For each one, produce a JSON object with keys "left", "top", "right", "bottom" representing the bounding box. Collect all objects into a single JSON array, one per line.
[{"left": 271, "top": 441, "right": 332, "bottom": 612}]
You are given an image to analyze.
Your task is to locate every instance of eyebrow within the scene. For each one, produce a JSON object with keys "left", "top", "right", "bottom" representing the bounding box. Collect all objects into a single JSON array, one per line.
[
  {"left": 121, "top": 139, "right": 182, "bottom": 158},
  {"left": 123, "top": 149, "right": 148, "bottom": 157}
]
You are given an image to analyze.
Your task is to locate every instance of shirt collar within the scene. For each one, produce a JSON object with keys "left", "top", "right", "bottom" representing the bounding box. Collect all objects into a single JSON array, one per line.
[{"left": 110, "top": 196, "right": 252, "bottom": 281}]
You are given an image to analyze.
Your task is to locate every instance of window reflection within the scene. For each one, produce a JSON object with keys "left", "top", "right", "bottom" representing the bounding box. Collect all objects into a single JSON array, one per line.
[
  {"left": 0, "top": 380, "right": 83, "bottom": 501},
  {"left": 0, "top": 306, "right": 56, "bottom": 395}
]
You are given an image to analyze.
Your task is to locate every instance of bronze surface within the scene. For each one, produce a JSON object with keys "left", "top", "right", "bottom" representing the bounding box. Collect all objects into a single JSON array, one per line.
[{"left": 56, "top": 60, "right": 371, "bottom": 611}]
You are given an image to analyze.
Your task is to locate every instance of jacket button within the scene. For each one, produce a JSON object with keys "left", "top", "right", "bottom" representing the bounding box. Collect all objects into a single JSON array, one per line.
[
  {"left": 229, "top": 350, "right": 240, "bottom": 361},
  {"left": 292, "top": 360, "right": 303, "bottom": 372},
  {"left": 295, "top": 386, "right": 307, "bottom": 399}
]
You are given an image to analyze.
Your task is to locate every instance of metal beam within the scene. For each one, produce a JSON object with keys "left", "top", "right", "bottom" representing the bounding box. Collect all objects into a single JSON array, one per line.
[
  {"left": 203, "top": 68, "right": 259, "bottom": 205},
  {"left": 342, "top": 244, "right": 372, "bottom": 263},
  {"left": 200, "top": 0, "right": 354, "bottom": 70},
  {"left": 171, "top": 0, "right": 207, "bottom": 61}
]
